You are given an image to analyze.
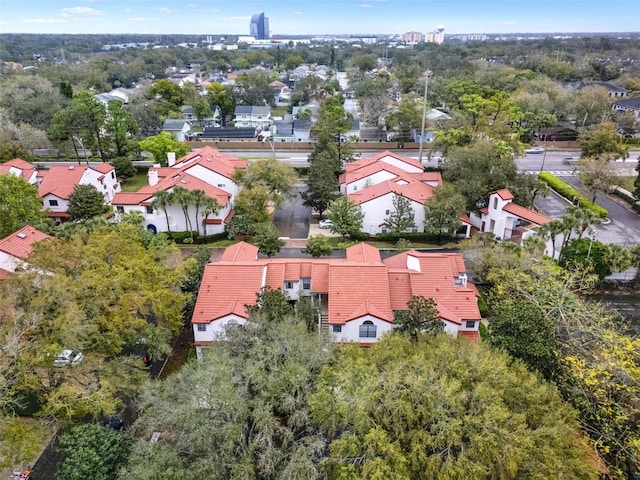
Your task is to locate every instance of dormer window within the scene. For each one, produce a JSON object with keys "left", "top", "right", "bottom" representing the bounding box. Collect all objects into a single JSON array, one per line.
[{"left": 454, "top": 273, "right": 468, "bottom": 287}]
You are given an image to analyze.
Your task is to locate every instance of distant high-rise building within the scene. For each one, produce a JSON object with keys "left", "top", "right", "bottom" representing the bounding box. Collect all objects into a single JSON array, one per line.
[
  {"left": 425, "top": 25, "right": 445, "bottom": 44},
  {"left": 250, "top": 12, "right": 269, "bottom": 40},
  {"left": 402, "top": 31, "right": 423, "bottom": 43}
]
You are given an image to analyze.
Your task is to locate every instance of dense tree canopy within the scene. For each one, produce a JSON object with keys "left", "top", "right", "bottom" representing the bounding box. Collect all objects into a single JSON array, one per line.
[
  {"left": 310, "top": 334, "right": 600, "bottom": 480},
  {"left": 0, "top": 173, "right": 44, "bottom": 237}
]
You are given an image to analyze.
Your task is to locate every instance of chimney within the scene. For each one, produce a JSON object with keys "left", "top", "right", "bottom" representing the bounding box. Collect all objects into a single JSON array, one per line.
[
  {"left": 167, "top": 152, "right": 176, "bottom": 167},
  {"left": 148, "top": 168, "right": 159, "bottom": 186}
]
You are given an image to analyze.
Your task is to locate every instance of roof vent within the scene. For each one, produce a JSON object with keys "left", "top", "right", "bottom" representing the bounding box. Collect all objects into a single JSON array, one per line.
[
  {"left": 17, "top": 233, "right": 27, "bottom": 239},
  {"left": 68, "top": 165, "right": 74, "bottom": 170}
]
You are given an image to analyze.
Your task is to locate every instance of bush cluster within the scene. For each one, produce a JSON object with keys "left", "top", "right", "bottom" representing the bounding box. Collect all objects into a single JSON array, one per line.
[
  {"left": 538, "top": 172, "right": 608, "bottom": 218},
  {"left": 374, "top": 231, "right": 453, "bottom": 243}
]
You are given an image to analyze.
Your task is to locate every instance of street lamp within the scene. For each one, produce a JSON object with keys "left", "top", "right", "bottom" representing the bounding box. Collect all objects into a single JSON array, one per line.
[
  {"left": 418, "top": 69, "right": 433, "bottom": 164},
  {"left": 72, "top": 135, "right": 89, "bottom": 165},
  {"left": 586, "top": 234, "right": 596, "bottom": 260}
]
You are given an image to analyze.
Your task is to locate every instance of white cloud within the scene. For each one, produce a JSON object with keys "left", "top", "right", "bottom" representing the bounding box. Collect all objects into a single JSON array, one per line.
[
  {"left": 124, "top": 8, "right": 132, "bottom": 12},
  {"left": 292, "top": 11, "right": 303, "bottom": 15},
  {"left": 61, "top": 7, "right": 104, "bottom": 16},
  {"left": 22, "top": 18, "right": 68, "bottom": 24},
  {"left": 494, "top": 21, "right": 519, "bottom": 25},
  {"left": 156, "top": 7, "right": 174, "bottom": 14},
  {"left": 359, "top": 3, "right": 372, "bottom": 7},
  {"left": 129, "top": 17, "right": 155, "bottom": 22}
]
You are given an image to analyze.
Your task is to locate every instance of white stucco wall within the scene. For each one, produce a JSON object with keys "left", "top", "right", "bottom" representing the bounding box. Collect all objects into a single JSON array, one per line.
[
  {"left": 42, "top": 194, "right": 69, "bottom": 213},
  {"left": 359, "top": 194, "right": 423, "bottom": 235},
  {"left": 376, "top": 155, "right": 423, "bottom": 173},
  {"left": 182, "top": 164, "right": 239, "bottom": 197},
  {"left": 345, "top": 170, "right": 397, "bottom": 194},
  {"left": 193, "top": 315, "right": 247, "bottom": 344},
  {"left": 330, "top": 315, "right": 395, "bottom": 344}
]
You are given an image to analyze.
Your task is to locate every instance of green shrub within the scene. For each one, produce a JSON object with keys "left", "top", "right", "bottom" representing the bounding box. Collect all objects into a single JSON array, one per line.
[
  {"left": 623, "top": 137, "right": 640, "bottom": 146},
  {"left": 538, "top": 172, "right": 608, "bottom": 218},
  {"left": 375, "top": 231, "right": 450, "bottom": 243},
  {"left": 478, "top": 321, "right": 490, "bottom": 341},
  {"left": 169, "top": 231, "right": 199, "bottom": 243}
]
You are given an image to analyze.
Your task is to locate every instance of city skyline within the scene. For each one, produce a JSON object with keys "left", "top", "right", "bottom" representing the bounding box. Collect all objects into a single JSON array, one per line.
[{"left": 0, "top": 0, "right": 637, "bottom": 36}]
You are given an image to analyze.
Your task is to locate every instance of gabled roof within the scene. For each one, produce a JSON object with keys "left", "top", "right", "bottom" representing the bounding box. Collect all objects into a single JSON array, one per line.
[
  {"left": 94, "top": 163, "right": 115, "bottom": 174},
  {"left": 162, "top": 119, "right": 190, "bottom": 130},
  {"left": 38, "top": 165, "right": 87, "bottom": 199},
  {"left": 112, "top": 192, "right": 153, "bottom": 205},
  {"left": 349, "top": 178, "right": 435, "bottom": 206},
  {"left": 138, "top": 171, "right": 231, "bottom": 207},
  {"left": 492, "top": 189, "right": 515, "bottom": 201},
  {"left": 613, "top": 97, "right": 640, "bottom": 109},
  {"left": 0, "top": 158, "right": 37, "bottom": 181},
  {"left": 0, "top": 225, "right": 51, "bottom": 260},
  {"left": 192, "top": 242, "right": 480, "bottom": 329},
  {"left": 173, "top": 145, "right": 247, "bottom": 179},
  {"left": 347, "top": 150, "right": 423, "bottom": 172},
  {"left": 502, "top": 203, "right": 551, "bottom": 226}
]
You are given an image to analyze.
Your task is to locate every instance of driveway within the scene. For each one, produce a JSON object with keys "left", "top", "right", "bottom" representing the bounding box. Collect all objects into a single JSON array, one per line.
[
  {"left": 272, "top": 183, "right": 311, "bottom": 239},
  {"left": 535, "top": 175, "right": 640, "bottom": 247}
]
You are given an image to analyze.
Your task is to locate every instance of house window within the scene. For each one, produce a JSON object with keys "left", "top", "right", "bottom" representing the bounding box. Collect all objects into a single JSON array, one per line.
[
  {"left": 381, "top": 227, "right": 387, "bottom": 234},
  {"left": 385, "top": 210, "right": 390, "bottom": 215},
  {"left": 353, "top": 185, "right": 358, "bottom": 191},
  {"left": 49, "top": 199, "right": 58, "bottom": 207},
  {"left": 217, "top": 183, "right": 225, "bottom": 188},
  {"left": 116, "top": 206, "right": 124, "bottom": 213},
  {"left": 493, "top": 197, "right": 498, "bottom": 209},
  {"left": 465, "top": 321, "right": 475, "bottom": 329},
  {"left": 285, "top": 281, "right": 293, "bottom": 289},
  {"left": 111, "top": 172, "right": 115, "bottom": 179},
  {"left": 225, "top": 319, "right": 239, "bottom": 333},
  {"left": 146, "top": 206, "right": 153, "bottom": 214},
  {"left": 302, "top": 278, "right": 311, "bottom": 290},
  {"left": 332, "top": 325, "right": 342, "bottom": 333},
  {"left": 359, "top": 320, "right": 377, "bottom": 338},
  {"left": 197, "top": 324, "right": 206, "bottom": 332}
]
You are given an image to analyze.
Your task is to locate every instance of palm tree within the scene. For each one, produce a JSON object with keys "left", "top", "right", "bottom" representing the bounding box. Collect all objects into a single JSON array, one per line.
[
  {"left": 171, "top": 187, "right": 194, "bottom": 237},
  {"left": 606, "top": 244, "right": 633, "bottom": 273},
  {"left": 190, "top": 189, "right": 208, "bottom": 238},
  {"left": 202, "top": 197, "right": 221, "bottom": 243},
  {"left": 151, "top": 190, "right": 174, "bottom": 235},
  {"left": 537, "top": 219, "right": 564, "bottom": 258}
]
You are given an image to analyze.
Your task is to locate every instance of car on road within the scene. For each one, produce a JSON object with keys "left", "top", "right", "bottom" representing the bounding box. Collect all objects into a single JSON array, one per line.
[
  {"left": 319, "top": 219, "right": 333, "bottom": 229},
  {"left": 563, "top": 156, "right": 579, "bottom": 165},
  {"left": 53, "top": 350, "right": 84, "bottom": 367},
  {"left": 525, "top": 147, "right": 545, "bottom": 154}
]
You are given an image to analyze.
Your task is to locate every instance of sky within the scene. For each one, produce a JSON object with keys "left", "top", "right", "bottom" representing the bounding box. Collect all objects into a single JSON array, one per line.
[{"left": 0, "top": 0, "right": 638, "bottom": 36}]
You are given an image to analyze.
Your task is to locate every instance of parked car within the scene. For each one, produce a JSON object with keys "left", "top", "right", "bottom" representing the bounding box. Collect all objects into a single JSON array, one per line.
[
  {"left": 525, "top": 146, "right": 545, "bottom": 154},
  {"left": 563, "top": 156, "right": 579, "bottom": 165},
  {"left": 53, "top": 350, "right": 84, "bottom": 367},
  {"left": 319, "top": 219, "right": 333, "bottom": 229}
]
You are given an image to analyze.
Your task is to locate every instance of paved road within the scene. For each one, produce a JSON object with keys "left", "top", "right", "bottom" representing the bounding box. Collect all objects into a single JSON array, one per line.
[{"left": 272, "top": 183, "right": 311, "bottom": 239}]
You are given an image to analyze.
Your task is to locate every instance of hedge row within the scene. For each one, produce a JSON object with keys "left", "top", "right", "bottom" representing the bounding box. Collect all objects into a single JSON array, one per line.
[
  {"left": 538, "top": 172, "right": 608, "bottom": 218},
  {"left": 623, "top": 138, "right": 640, "bottom": 146},
  {"left": 168, "top": 231, "right": 228, "bottom": 244},
  {"left": 374, "top": 231, "right": 453, "bottom": 243},
  {"left": 611, "top": 186, "right": 640, "bottom": 213}
]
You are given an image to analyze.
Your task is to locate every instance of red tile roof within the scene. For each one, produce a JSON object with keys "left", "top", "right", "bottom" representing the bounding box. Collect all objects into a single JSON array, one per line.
[
  {"left": 459, "top": 330, "right": 481, "bottom": 343},
  {"left": 94, "top": 163, "right": 115, "bottom": 174},
  {"left": 349, "top": 179, "right": 434, "bottom": 205},
  {"left": 502, "top": 203, "right": 551, "bottom": 226},
  {"left": 0, "top": 268, "right": 11, "bottom": 280},
  {"left": 38, "top": 165, "right": 87, "bottom": 199},
  {"left": 492, "top": 189, "right": 515, "bottom": 200},
  {"left": 0, "top": 225, "right": 51, "bottom": 260},
  {"left": 174, "top": 145, "right": 247, "bottom": 180},
  {"left": 347, "top": 150, "right": 423, "bottom": 172},
  {"left": 413, "top": 171, "right": 443, "bottom": 185},
  {"left": 138, "top": 171, "right": 231, "bottom": 207},
  {"left": 0, "top": 158, "right": 36, "bottom": 181},
  {"left": 112, "top": 192, "right": 153, "bottom": 205},
  {"left": 192, "top": 243, "right": 480, "bottom": 332}
]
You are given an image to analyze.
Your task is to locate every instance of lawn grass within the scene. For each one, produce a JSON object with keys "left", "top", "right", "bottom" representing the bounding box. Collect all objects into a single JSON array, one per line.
[
  {"left": 120, "top": 173, "right": 149, "bottom": 192},
  {"left": 615, "top": 176, "right": 635, "bottom": 192}
]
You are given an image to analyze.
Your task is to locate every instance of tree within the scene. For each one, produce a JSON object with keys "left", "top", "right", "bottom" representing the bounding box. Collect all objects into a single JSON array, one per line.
[
  {"left": 327, "top": 196, "right": 364, "bottom": 239},
  {"left": 383, "top": 93, "right": 423, "bottom": 143},
  {"left": 0, "top": 75, "right": 64, "bottom": 130},
  {"left": 0, "top": 173, "right": 44, "bottom": 238},
  {"left": 234, "top": 185, "right": 271, "bottom": 225},
  {"left": 191, "top": 97, "right": 213, "bottom": 126},
  {"left": 110, "top": 156, "right": 137, "bottom": 182},
  {"left": 123, "top": 317, "right": 333, "bottom": 479},
  {"left": 302, "top": 234, "right": 333, "bottom": 257},
  {"left": 57, "top": 423, "right": 130, "bottom": 480},
  {"left": 246, "top": 286, "right": 293, "bottom": 322},
  {"left": 206, "top": 82, "right": 235, "bottom": 120},
  {"left": 149, "top": 78, "right": 185, "bottom": 107},
  {"left": 634, "top": 161, "right": 640, "bottom": 200},
  {"left": 233, "top": 158, "right": 297, "bottom": 209},
  {"left": 171, "top": 187, "right": 195, "bottom": 237},
  {"left": 67, "top": 184, "right": 106, "bottom": 222},
  {"left": 252, "top": 223, "right": 285, "bottom": 257},
  {"left": 384, "top": 194, "right": 415, "bottom": 233},
  {"left": 105, "top": 99, "right": 139, "bottom": 158},
  {"left": 151, "top": 190, "right": 174, "bottom": 235},
  {"left": 138, "top": 132, "right": 189, "bottom": 166},
  {"left": 423, "top": 184, "right": 466, "bottom": 241},
  {"left": 310, "top": 335, "right": 600, "bottom": 480},
  {"left": 300, "top": 150, "right": 340, "bottom": 218},
  {"left": 393, "top": 295, "right": 442, "bottom": 341},
  {"left": 560, "top": 237, "right": 611, "bottom": 281},
  {"left": 201, "top": 196, "right": 221, "bottom": 243}
]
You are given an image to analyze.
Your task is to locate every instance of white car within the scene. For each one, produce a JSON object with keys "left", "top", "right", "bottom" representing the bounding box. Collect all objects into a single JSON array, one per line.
[
  {"left": 318, "top": 219, "right": 333, "bottom": 229},
  {"left": 53, "top": 350, "right": 84, "bottom": 367},
  {"left": 525, "top": 147, "right": 545, "bottom": 154}
]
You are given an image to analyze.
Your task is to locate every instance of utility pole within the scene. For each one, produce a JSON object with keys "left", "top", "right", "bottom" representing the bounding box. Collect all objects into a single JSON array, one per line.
[{"left": 418, "top": 69, "right": 432, "bottom": 164}]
